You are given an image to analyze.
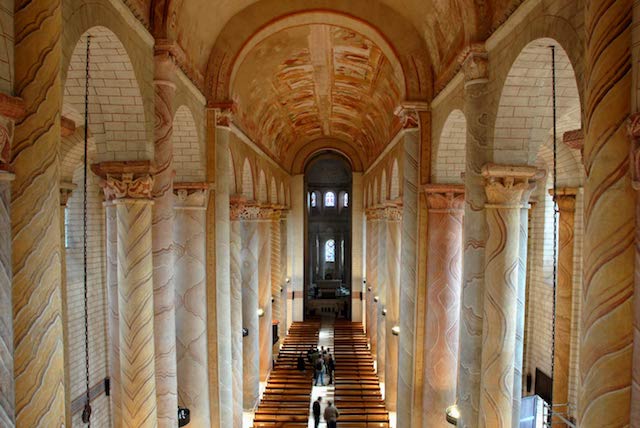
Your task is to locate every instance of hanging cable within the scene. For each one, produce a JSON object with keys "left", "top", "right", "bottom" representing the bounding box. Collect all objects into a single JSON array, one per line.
[
  {"left": 81, "top": 34, "right": 92, "bottom": 426},
  {"left": 548, "top": 44, "right": 559, "bottom": 427}
]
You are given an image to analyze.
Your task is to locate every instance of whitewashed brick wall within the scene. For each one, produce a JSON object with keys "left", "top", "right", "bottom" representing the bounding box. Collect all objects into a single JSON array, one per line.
[
  {"left": 173, "top": 105, "right": 205, "bottom": 182},
  {"left": 432, "top": 109, "right": 466, "bottom": 183}
]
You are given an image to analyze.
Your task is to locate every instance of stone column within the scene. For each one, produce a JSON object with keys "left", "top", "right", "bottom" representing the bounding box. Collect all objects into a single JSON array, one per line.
[
  {"left": 271, "top": 209, "right": 282, "bottom": 348},
  {"left": 352, "top": 172, "right": 364, "bottom": 322},
  {"left": 365, "top": 210, "right": 379, "bottom": 357},
  {"left": 13, "top": 1, "right": 67, "bottom": 424},
  {"left": 258, "top": 206, "right": 273, "bottom": 381},
  {"left": 97, "top": 162, "right": 158, "bottom": 428},
  {"left": 423, "top": 184, "right": 464, "bottom": 427},
  {"left": 384, "top": 204, "right": 402, "bottom": 412},
  {"left": 478, "top": 164, "right": 535, "bottom": 428},
  {"left": 365, "top": 216, "right": 372, "bottom": 339},
  {"left": 238, "top": 203, "right": 261, "bottom": 410},
  {"left": 0, "top": 167, "right": 15, "bottom": 428},
  {"left": 549, "top": 188, "right": 577, "bottom": 423},
  {"left": 457, "top": 50, "right": 490, "bottom": 428},
  {"left": 59, "top": 183, "right": 75, "bottom": 428},
  {"left": 280, "top": 212, "right": 288, "bottom": 340},
  {"left": 152, "top": 50, "right": 178, "bottom": 427},
  {"left": 377, "top": 207, "right": 387, "bottom": 383},
  {"left": 580, "top": 1, "right": 634, "bottom": 427},
  {"left": 229, "top": 197, "right": 244, "bottom": 427},
  {"left": 629, "top": 114, "right": 640, "bottom": 426},
  {"left": 174, "top": 183, "right": 211, "bottom": 428}
]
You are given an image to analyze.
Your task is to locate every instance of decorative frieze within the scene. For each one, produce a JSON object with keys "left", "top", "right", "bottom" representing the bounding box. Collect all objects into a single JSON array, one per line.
[
  {"left": 92, "top": 161, "right": 155, "bottom": 201},
  {"left": 423, "top": 183, "right": 465, "bottom": 211}
]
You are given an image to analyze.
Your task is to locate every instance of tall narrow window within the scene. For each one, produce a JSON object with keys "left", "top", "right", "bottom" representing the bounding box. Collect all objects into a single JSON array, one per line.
[
  {"left": 325, "top": 239, "right": 335, "bottom": 262},
  {"left": 311, "top": 192, "right": 317, "bottom": 207},
  {"left": 325, "top": 191, "right": 335, "bottom": 207},
  {"left": 343, "top": 193, "right": 349, "bottom": 207}
]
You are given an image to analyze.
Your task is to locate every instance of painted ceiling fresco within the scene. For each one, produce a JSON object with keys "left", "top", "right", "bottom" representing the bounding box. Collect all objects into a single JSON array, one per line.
[{"left": 231, "top": 24, "right": 403, "bottom": 166}]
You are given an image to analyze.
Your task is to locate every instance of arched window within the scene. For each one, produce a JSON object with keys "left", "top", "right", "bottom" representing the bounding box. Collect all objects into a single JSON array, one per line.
[
  {"left": 343, "top": 193, "right": 349, "bottom": 207},
  {"left": 325, "top": 239, "right": 335, "bottom": 262},
  {"left": 325, "top": 191, "right": 336, "bottom": 207},
  {"left": 311, "top": 192, "right": 317, "bottom": 207}
]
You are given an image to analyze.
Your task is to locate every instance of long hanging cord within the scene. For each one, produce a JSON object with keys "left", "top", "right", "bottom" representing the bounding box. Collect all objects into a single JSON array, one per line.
[
  {"left": 548, "top": 44, "right": 559, "bottom": 426},
  {"left": 81, "top": 34, "right": 92, "bottom": 426}
]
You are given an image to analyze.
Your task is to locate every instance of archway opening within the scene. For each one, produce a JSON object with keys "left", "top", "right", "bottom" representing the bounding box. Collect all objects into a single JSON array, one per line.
[{"left": 304, "top": 152, "right": 353, "bottom": 320}]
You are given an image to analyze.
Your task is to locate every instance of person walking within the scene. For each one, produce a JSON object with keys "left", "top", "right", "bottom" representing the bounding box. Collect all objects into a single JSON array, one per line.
[
  {"left": 327, "top": 354, "right": 335, "bottom": 385},
  {"left": 297, "top": 353, "right": 306, "bottom": 372},
  {"left": 323, "top": 400, "right": 340, "bottom": 428},
  {"left": 314, "top": 356, "right": 325, "bottom": 386},
  {"left": 312, "top": 396, "right": 322, "bottom": 428}
]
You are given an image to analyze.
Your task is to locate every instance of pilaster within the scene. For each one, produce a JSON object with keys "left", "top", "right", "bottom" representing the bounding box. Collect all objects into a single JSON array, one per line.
[
  {"left": 628, "top": 112, "right": 640, "bottom": 425},
  {"left": 422, "top": 184, "right": 465, "bottom": 427}
]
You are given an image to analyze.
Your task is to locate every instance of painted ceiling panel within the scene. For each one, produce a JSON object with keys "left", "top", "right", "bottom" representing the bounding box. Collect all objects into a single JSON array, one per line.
[{"left": 232, "top": 24, "right": 403, "bottom": 166}]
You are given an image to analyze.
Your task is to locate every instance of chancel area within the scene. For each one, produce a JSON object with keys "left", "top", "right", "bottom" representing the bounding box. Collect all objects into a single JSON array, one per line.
[{"left": 0, "top": 0, "right": 639, "bottom": 427}]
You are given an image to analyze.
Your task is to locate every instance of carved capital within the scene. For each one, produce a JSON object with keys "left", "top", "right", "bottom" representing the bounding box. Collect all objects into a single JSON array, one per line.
[
  {"left": 394, "top": 102, "right": 429, "bottom": 129},
  {"left": 210, "top": 102, "right": 235, "bottom": 128},
  {"left": 423, "top": 183, "right": 465, "bottom": 211},
  {"left": 482, "top": 164, "right": 537, "bottom": 207},
  {"left": 549, "top": 187, "right": 578, "bottom": 212},
  {"left": 91, "top": 160, "right": 155, "bottom": 201},
  {"left": 562, "top": 129, "right": 584, "bottom": 151},
  {"left": 380, "top": 203, "right": 403, "bottom": 221},
  {"left": 60, "top": 182, "right": 77, "bottom": 206},
  {"left": 462, "top": 50, "right": 489, "bottom": 83},
  {"left": 229, "top": 196, "right": 273, "bottom": 221},
  {"left": 174, "top": 182, "right": 209, "bottom": 209},
  {"left": 365, "top": 207, "right": 384, "bottom": 220}
]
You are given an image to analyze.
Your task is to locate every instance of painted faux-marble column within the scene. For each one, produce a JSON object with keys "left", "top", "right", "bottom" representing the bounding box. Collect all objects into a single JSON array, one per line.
[
  {"left": 271, "top": 209, "right": 282, "bottom": 347},
  {"left": 0, "top": 168, "right": 15, "bottom": 427},
  {"left": 97, "top": 162, "right": 158, "bottom": 427},
  {"left": 174, "top": 183, "right": 211, "bottom": 428},
  {"left": 280, "top": 212, "right": 288, "bottom": 340},
  {"left": 239, "top": 204, "right": 261, "bottom": 410},
  {"left": 152, "top": 51, "right": 178, "bottom": 428},
  {"left": 366, "top": 210, "right": 379, "bottom": 356},
  {"left": 580, "top": 1, "right": 634, "bottom": 426},
  {"left": 478, "top": 164, "right": 535, "bottom": 428},
  {"left": 549, "top": 188, "right": 577, "bottom": 422},
  {"left": 258, "top": 207, "right": 273, "bottom": 381},
  {"left": 13, "top": 1, "right": 67, "bottom": 424},
  {"left": 629, "top": 114, "right": 640, "bottom": 426},
  {"left": 377, "top": 207, "right": 387, "bottom": 383},
  {"left": 229, "top": 198, "right": 244, "bottom": 427},
  {"left": 457, "top": 51, "right": 490, "bottom": 428},
  {"left": 384, "top": 204, "right": 402, "bottom": 412},
  {"left": 422, "top": 184, "right": 464, "bottom": 427}
]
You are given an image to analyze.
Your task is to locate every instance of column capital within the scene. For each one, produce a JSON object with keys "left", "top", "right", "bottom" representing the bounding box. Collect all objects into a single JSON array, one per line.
[
  {"left": 482, "top": 164, "right": 538, "bottom": 207},
  {"left": 91, "top": 160, "right": 155, "bottom": 201},
  {"left": 381, "top": 203, "right": 403, "bottom": 221},
  {"left": 60, "top": 182, "right": 77, "bottom": 206},
  {"left": 174, "top": 182, "right": 209, "bottom": 210},
  {"left": 229, "top": 196, "right": 273, "bottom": 221},
  {"left": 549, "top": 187, "right": 579, "bottom": 212},
  {"left": 423, "top": 183, "right": 465, "bottom": 211},
  {"left": 461, "top": 46, "right": 488, "bottom": 83},
  {"left": 394, "top": 102, "right": 429, "bottom": 129},
  {"left": 562, "top": 129, "right": 584, "bottom": 151},
  {"left": 208, "top": 102, "right": 235, "bottom": 128}
]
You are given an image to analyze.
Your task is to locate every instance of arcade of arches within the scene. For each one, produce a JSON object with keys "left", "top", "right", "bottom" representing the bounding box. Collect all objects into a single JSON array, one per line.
[{"left": 1, "top": 1, "right": 639, "bottom": 427}]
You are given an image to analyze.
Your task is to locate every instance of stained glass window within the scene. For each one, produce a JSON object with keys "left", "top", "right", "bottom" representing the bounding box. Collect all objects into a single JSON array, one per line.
[
  {"left": 343, "top": 193, "right": 349, "bottom": 207},
  {"left": 325, "top": 239, "right": 335, "bottom": 262},
  {"left": 325, "top": 191, "right": 336, "bottom": 207},
  {"left": 311, "top": 192, "right": 317, "bottom": 207}
]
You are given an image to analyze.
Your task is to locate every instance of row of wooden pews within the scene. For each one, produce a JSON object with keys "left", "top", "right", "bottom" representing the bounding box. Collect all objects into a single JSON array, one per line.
[
  {"left": 333, "top": 321, "right": 390, "bottom": 428},
  {"left": 252, "top": 321, "right": 320, "bottom": 427}
]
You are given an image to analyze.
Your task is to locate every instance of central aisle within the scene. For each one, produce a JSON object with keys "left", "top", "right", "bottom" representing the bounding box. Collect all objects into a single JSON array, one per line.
[{"left": 307, "top": 317, "right": 335, "bottom": 428}]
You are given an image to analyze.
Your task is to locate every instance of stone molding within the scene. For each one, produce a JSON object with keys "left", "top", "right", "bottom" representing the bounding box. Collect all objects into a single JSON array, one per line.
[
  {"left": 628, "top": 113, "right": 640, "bottom": 189},
  {"left": 92, "top": 161, "right": 155, "bottom": 201},
  {"left": 423, "top": 183, "right": 465, "bottom": 211},
  {"left": 461, "top": 49, "right": 488, "bottom": 83},
  {"left": 60, "top": 182, "right": 77, "bottom": 206},
  {"left": 173, "top": 182, "right": 209, "bottom": 210},
  {"left": 549, "top": 187, "right": 578, "bottom": 212},
  {"left": 562, "top": 129, "right": 584, "bottom": 151},
  {"left": 482, "top": 164, "right": 538, "bottom": 207},
  {"left": 229, "top": 196, "right": 274, "bottom": 221}
]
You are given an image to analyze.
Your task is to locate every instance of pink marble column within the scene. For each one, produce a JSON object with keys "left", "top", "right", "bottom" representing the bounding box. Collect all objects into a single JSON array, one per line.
[
  {"left": 279, "top": 212, "right": 288, "bottom": 344},
  {"left": 152, "top": 50, "right": 178, "bottom": 428},
  {"left": 479, "top": 164, "right": 536, "bottom": 428},
  {"left": 229, "top": 198, "right": 244, "bottom": 427},
  {"left": 258, "top": 206, "right": 273, "bottom": 381},
  {"left": 96, "top": 161, "right": 158, "bottom": 428},
  {"left": 377, "top": 207, "right": 387, "bottom": 384},
  {"left": 384, "top": 204, "right": 402, "bottom": 412},
  {"left": 174, "top": 184, "right": 211, "bottom": 427},
  {"left": 423, "top": 184, "right": 464, "bottom": 427},
  {"left": 270, "top": 209, "right": 283, "bottom": 352}
]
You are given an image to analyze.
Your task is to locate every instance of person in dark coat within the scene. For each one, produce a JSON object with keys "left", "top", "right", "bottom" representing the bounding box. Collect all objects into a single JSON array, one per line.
[
  {"left": 327, "top": 354, "right": 335, "bottom": 384},
  {"left": 297, "top": 353, "right": 306, "bottom": 372},
  {"left": 312, "top": 396, "right": 322, "bottom": 428}
]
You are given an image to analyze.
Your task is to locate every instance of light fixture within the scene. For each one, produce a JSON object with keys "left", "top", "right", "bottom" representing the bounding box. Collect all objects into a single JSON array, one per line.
[
  {"left": 382, "top": 308, "right": 387, "bottom": 316},
  {"left": 445, "top": 404, "right": 460, "bottom": 425},
  {"left": 374, "top": 295, "right": 379, "bottom": 302},
  {"left": 391, "top": 325, "right": 400, "bottom": 336},
  {"left": 286, "top": 277, "right": 290, "bottom": 284},
  {"left": 280, "top": 286, "right": 284, "bottom": 293},
  {"left": 242, "top": 327, "right": 249, "bottom": 337},
  {"left": 367, "top": 287, "right": 372, "bottom": 292},
  {"left": 257, "top": 308, "right": 265, "bottom": 317}
]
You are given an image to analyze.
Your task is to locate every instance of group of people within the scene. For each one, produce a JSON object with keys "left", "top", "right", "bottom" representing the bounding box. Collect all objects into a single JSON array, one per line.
[
  {"left": 297, "top": 345, "right": 335, "bottom": 386},
  {"left": 313, "top": 396, "right": 340, "bottom": 428}
]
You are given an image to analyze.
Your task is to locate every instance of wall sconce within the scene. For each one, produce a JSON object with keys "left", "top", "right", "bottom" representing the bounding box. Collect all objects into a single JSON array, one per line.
[
  {"left": 445, "top": 403, "right": 459, "bottom": 425},
  {"left": 257, "top": 308, "right": 265, "bottom": 317},
  {"left": 286, "top": 277, "right": 290, "bottom": 284},
  {"left": 391, "top": 325, "right": 400, "bottom": 336},
  {"left": 280, "top": 287, "right": 284, "bottom": 293},
  {"left": 242, "top": 327, "right": 249, "bottom": 337},
  {"left": 373, "top": 295, "right": 379, "bottom": 302},
  {"left": 382, "top": 308, "right": 387, "bottom": 316},
  {"left": 271, "top": 298, "right": 275, "bottom": 303},
  {"left": 367, "top": 287, "right": 372, "bottom": 292}
]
